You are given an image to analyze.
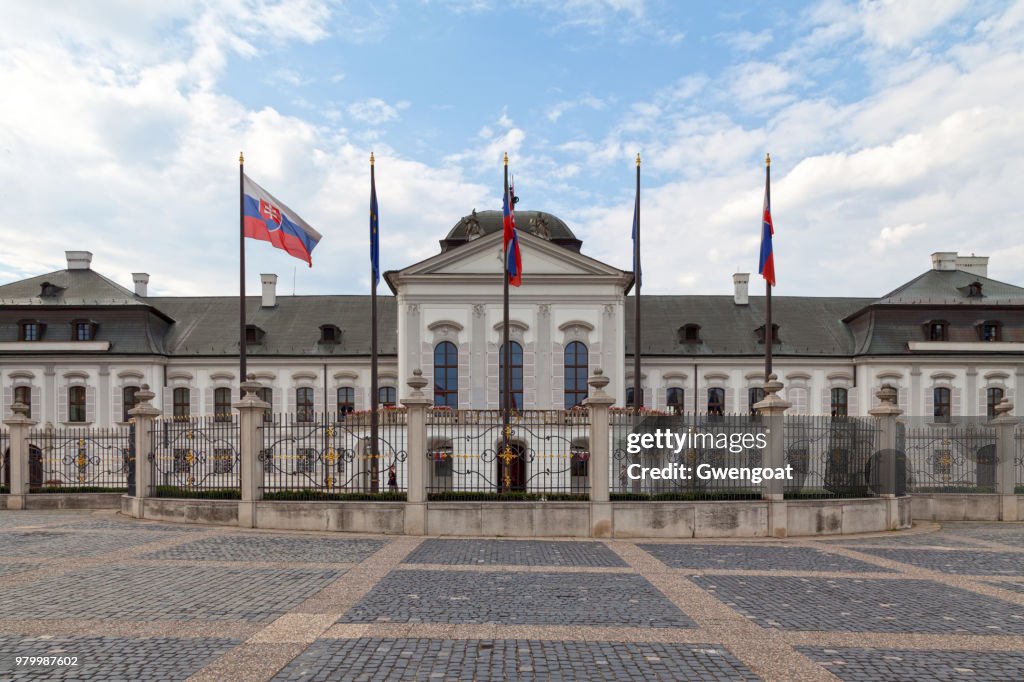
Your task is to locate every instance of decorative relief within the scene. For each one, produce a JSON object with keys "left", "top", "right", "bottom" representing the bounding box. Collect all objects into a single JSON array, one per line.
[
  {"left": 603, "top": 304, "right": 615, "bottom": 317},
  {"left": 407, "top": 304, "right": 419, "bottom": 314},
  {"left": 473, "top": 304, "right": 486, "bottom": 318},
  {"left": 538, "top": 304, "right": 551, "bottom": 317}
]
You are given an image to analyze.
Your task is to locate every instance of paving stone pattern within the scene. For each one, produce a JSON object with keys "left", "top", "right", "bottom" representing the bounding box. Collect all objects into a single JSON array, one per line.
[
  {"left": 340, "top": 570, "right": 696, "bottom": 627},
  {"left": 0, "top": 635, "right": 239, "bottom": 681},
  {"left": 0, "top": 563, "right": 37, "bottom": 578},
  {"left": 798, "top": 646, "right": 1024, "bottom": 682},
  {"left": 272, "top": 638, "right": 760, "bottom": 682},
  {"left": 0, "top": 530, "right": 179, "bottom": 558},
  {"left": 639, "top": 543, "right": 893, "bottom": 572},
  {"left": 142, "top": 535, "right": 388, "bottom": 563},
  {"left": 403, "top": 539, "right": 628, "bottom": 567},
  {"left": 853, "top": 547, "right": 1024, "bottom": 576},
  {"left": 692, "top": 575, "right": 1024, "bottom": 634},
  {"left": 0, "top": 564, "right": 343, "bottom": 622}
]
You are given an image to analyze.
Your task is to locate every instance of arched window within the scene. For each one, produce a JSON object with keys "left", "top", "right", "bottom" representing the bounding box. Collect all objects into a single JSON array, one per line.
[
  {"left": 707, "top": 387, "right": 725, "bottom": 416},
  {"left": 296, "top": 387, "right": 314, "bottom": 423},
  {"left": 499, "top": 341, "right": 524, "bottom": 410},
  {"left": 564, "top": 341, "right": 589, "bottom": 409},
  {"left": 69, "top": 385, "right": 87, "bottom": 422},
  {"left": 748, "top": 387, "right": 765, "bottom": 414},
  {"left": 14, "top": 386, "right": 32, "bottom": 419},
  {"left": 378, "top": 386, "right": 396, "bottom": 407},
  {"left": 434, "top": 341, "right": 459, "bottom": 408},
  {"left": 214, "top": 387, "right": 233, "bottom": 422},
  {"left": 337, "top": 387, "right": 355, "bottom": 415},
  {"left": 987, "top": 387, "right": 1004, "bottom": 420},
  {"left": 173, "top": 387, "right": 190, "bottom": 418},
  {"left": 933, "top": 387, "right": 951, "bottom": 423},
  {"left": 830, "top": 388, "right": 848, "bottom": 418},
  {"left": 666, "top": 387, "right": 684, "bottom": 414},
  {"left": 257, "top": 387, "right": 273, "bottom": 422},
  {"left": 122, "top": 386, "right": 139, "bottom": 422}
]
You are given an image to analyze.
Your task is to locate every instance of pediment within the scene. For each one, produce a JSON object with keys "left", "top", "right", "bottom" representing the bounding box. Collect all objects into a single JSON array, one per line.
[{"left": 391, "top": 231, "right": 628, "bottom": 282}]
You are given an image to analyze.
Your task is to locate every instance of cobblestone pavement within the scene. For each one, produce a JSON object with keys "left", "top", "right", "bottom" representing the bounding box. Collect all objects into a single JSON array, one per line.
[{"left": 0, "top": 510, "right": 1021, "bottom": 681}]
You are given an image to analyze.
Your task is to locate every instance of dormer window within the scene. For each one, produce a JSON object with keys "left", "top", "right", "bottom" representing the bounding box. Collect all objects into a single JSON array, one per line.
[
  {"left": 980, "top": 321, "right": 1001, "bottom": 342},
  {"left": 245, "top": 325, "right": 265, "bottom": 345},
  {"left": 755, "top": 323, "right": 780, "bottom": 345},
  {"left": 319, "top": 324, "right": 341, "bottom": 344},
  {"left": 678, "top": 324, "right": 702, "bottom": 344},
  {"left": 19, "top": 320, "right": 44, "bottom": 341},
  {"left": 967, "top": 281, "right": 983, "bottom": 298},
  {"left": 926, "top": 321, "right": 948, "bottom": 341},
  {"left": 39, "top": 282, "right": 62, "bottom": 298},
  {"left": 72, "top": 320, "right": 98, "bottom": 341}
]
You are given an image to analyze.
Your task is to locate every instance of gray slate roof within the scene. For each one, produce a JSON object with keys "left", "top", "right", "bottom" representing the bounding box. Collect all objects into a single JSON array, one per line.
[
  {"left": 625, "top": 295, "right": 872, "bottom": 357},
  {"left": 148, "top": 296, "right": 398, "bottom": 356},
  {"left": 871, "top": 269, "right": 1024, "bottom": 306},
  {"left": 0, "top": 269, "right": 149, "bottom": 307}
]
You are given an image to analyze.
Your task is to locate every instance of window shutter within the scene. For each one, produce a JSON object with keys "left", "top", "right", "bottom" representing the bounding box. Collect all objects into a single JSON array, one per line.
[
  {"left": 205, "top": 387, "right": 214, "bottom": 416},
  {"left": 86, "top": 386, "right": 96, "bottom": 423},
  {"left": 978, "top": 388, "right": 987, "bottom": 417},
  {"left": 952, "top": 387, "right": 961, "bottom": 417},
  {"left": 58, "top": 386, "right": 69, "bottom": 423},
  {"left": 725, "top": 387, "right": 735, "bottom": 414},
  {"left": 113, "top": 387, "right": 123, "bottom": 423},
  {"left": 821, "top": 388, "right": 830, "bottom": 414},
  {"left": 2, "top": 385, "right": 11, "bottom": 417},
  {"left": 924, "top": 389, "right": 933, "bottom": 418},
  {"left": 162, "top": 389, "right": 172, "bottom": 416},
  {"left": 354, "top": 386, "right": 364, "bottom": 411},
  {"left": 189, "top": 388, "right": 199, "bottom": 416},
  {"left": 270, "top": 386, "right": 282, "bottom": 415},
  {"left": 327, "top": 386, "right": 338, "bottom": 414},
  {"left": 848, "top": 387, "right": 859, "bottom": 415},
  {"left": 898, "top": 388, "right": 908, "bottom": 411},
  {"left": 313, "top": 387, "right": 324, "bottom": 418}
]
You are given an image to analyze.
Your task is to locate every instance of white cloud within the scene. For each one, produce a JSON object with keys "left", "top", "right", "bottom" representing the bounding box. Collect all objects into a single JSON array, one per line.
[
  {"left": 347, "top": 98, "right": 410, "bottom": 124},
  {"left": 859, "top": 0, "right": 968, "bottom": 49},
  {"left": 870, "top": 223, "right": 927, "bottom": 252},
  {"left": 721, "top": 29, "right": 773, "bottom": 52}
]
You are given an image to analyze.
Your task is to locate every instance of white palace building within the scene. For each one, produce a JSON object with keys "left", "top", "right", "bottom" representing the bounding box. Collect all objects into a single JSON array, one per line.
[{"left": 1, "top": 209, "right": 1022, "bottom": 425}]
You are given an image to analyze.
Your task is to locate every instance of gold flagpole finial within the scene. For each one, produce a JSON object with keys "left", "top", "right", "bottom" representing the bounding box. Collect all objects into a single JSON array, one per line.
[
  {"left": 636, "top": 153, "right": 641, "bottom": 166},
  {"left": 503, "top": 152, "right": 508, "bottom": 166},
  {"left": 370, "top": 152, "right": 375, "bottom": 166},
  {"left": 765, "top": 153, "right": 771, "bottom": 167},
  {"left": 239, "top": 151, "right": 244, "bottom": 165}
]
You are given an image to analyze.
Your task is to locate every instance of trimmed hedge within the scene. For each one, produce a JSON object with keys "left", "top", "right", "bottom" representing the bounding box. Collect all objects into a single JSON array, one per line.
[
  {"left": 262, "top": 491, "right": 406, "bottom": 502},
  {"left": 611, "top": 491, "right": 761, "bottom": 502},
  {"left": 37, "top": 486, "right": 126, "bottom": 494},
  {"left": 153, "top": 486, "right": 241, "bottom": 500},
  {"left": 427, "top": 491, "right": 588, "bottom": 502},
  {"left": 913, "top": 486, "right": 996, "bottom": 494}
]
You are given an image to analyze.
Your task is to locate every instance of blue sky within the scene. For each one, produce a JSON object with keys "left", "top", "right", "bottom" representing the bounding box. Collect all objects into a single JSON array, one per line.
[{"left": 2, "top": 0, "right": 1023, "bottom": 298}]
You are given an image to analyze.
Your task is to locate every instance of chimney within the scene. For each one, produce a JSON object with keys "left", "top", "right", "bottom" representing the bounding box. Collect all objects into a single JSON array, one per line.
[
  {"left": 733, "top": 273, "right": 749, "bottom": 305},
  {"left": 66, "top": 251, "right": 93, "bottom": 270},
  {"left": 931, "top": 252, "right": 957, "bottom": 271},
  {"left": 261, "top": 273, "right": 278, "bottom": 308},
  {"left": 955, "top": 254, "right": 988, "bottom": 279},
  {"left": 132, "top": 273, "right": 149, "bottom": 297}
]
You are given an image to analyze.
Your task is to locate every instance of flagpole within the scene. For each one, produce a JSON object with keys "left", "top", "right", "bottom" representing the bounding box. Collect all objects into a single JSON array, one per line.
[
  {"left": 370, "top": 152, "right": 379, "bottom": 493},
  {"left": 633, "top": 153, "right": 641, "bottom": 413},
  {"left": 239, "top": 152, "right": 247, "bottom": 384},
  {"left": 764, "top": 153, "right": 773, "bottom": 380},
  {"left": 502, "top": 153, "right": 511, "bottom": 490}
]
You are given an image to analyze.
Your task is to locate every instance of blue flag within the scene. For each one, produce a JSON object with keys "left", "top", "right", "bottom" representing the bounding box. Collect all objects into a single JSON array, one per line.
[{"left": 370, "top": 171, "right": 379, "bottom": 285}]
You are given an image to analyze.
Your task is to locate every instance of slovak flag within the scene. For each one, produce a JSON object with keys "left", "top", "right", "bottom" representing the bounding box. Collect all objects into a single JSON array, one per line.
[
  {"left": 758, "top": 163, "right": 776, "bottom": 287},
  {"left": 503, "top": 180, "right": 522, "bottom": 287},
  {"left": 242, "top": 174, "right": 322, "bottom": 267}
]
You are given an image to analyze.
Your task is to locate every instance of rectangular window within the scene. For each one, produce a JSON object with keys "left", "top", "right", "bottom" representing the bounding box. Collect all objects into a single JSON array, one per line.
[
  {"left": 173, "top": 387, "right": 190, "bottom": 418},
  {"left": 75, "top": 322, "right": 93, "bottom": 341},
  {"left": 296, "top": 387, "right": 315, "bottom": 423},
  {"left": 933, "top": 387, "right": 951, "bottom": 423},
  {"left": 122, "top": 386, "right": 139, "bottom": 422},
  {"left": 21, "top": 323, "right": 40, "bottom": 341},
  {"left": 257, "top": 387, "right": 273, "bottom": 422},
  {"left": 830, "top": 388, "right": 849, "bottom": 418},
  {"left": 68, "top": 385, "right": 87, "bottom": 422},
  {"left": 987, "top": 387, "right": 1004, "bottom": 420},
  {"left": 378, "top": 386, "right": 396, "bottom": 407},
  {"left": 337, "top": 387, "right": 355, "bottom": 416},
  {"left": 14, "top": 386, "right": 32, "bottom": 418},
  {"left": 982, "top": 323, "right": 999, "bottom": 342}
]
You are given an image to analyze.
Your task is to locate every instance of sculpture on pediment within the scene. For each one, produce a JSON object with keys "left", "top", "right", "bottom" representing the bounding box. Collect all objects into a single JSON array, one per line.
[
  {"left": 463, "top": 209, "right": 481, "bottom": 240},
  {"left": 530, "top": 214, "right": 551, "bottom": 239}
]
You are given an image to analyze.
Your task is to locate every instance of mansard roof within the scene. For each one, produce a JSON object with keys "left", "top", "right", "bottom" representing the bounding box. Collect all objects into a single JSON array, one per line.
[
  {"left": 0, "top": 268, "right": 154, "bottom": 309},
  {"left": 871, "top": 269, "right": 1024, "bottom": 307}
]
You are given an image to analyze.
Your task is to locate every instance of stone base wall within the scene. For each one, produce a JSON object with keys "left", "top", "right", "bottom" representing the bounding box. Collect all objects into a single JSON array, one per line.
[{"left": 910, "top": 493, "right": 1022, "bottom": 521}]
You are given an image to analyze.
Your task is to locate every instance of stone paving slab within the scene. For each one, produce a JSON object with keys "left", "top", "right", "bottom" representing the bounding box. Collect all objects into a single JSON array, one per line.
[
  {"left": 0, "top": 513, "right": 106, "bottom": 529},
  {"left": 988, "top": 581, "right": 1024, "bottom": 596},
  {"left": 639, "top": 543, "right": 893, "bottom": 573},
  {"left": 820, "top": 532, "right": 991, "bottom": 548},
  {"left": 853, "top": 547, "right": 1024, "bottom": 576},
  {"left": 692, "top": 575, "right": 1024, "bottom": 634},
  {"left": 0, "top": 564, "right": 343, "bottom": 623},
  {"left": 140, "top": 535, "right": 388, "bottom": 564},
  {"left": 51, "top": 519, "right": 205, "bottom": 533},
  {"left": 0, "top": 530, "right": 180, "bottom": 558},
  {"left": 0, "top": 563, "right": 37, "bottom": 578},
  {"left": 0, "top": 634, "right": 239, "bottom": 681},
  {"left": 798, "top": 645, "right": 1024, "bottom": 681},
  {"left": 403, "top": 539, "right": 628, "bottom": 567},
  {"left": 271, "top": 638, "right": 761, "bottom": 681},
  {"left": 340, "top": 569, "right": 696, "bottom": 628}
]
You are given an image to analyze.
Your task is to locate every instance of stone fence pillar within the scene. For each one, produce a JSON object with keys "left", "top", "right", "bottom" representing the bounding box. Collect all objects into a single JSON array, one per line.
[
  {"left": 753, "top": 373, "right": 790, "bottom": 537},
  {"left": 235, "top": 375, "right": 270, "bottom": 529},
  {"left": 127, "top": 384, "right": 161, "bottom": 517},
  {"left": 992, "top": 398, "right": 1019, "bottom": 522},
  {"left": 402, "top": 370, "right": 430, "bottom": 535},
  {"left": 584, "top": 368, "right": 615, "bottom": 537},
  {"left": 3, "top": 402, "right": 36, "bottom": 510},
  {"left": 868, "top": 384, "right": 904, "bottom": 530}
]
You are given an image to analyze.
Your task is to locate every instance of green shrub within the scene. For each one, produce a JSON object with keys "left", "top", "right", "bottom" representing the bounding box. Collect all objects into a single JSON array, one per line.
[
  {"left": 427, "top": 491, "right": 588, "bottom": 502},
  {"left": 153, "top": 486, "right": 241, "bottom": 500},
  {"left": 262, "top": 491, "right": 406, "bottom": 502}
]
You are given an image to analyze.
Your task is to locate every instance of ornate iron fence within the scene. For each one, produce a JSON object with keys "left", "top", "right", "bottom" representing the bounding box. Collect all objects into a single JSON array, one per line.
[
  {"left": 260, "top": 411, "right": 407, "bottom": 500},
  {"left": 425, "top": 408, "right": 590, "bottom": 499},
  {"left": 903, "top": 419, "right": 996, "bottom": 493},
  {"left": 149, "top": 416, "right": 240, "bottom": 498},
  {"left": 27, "top": 426, "right": 133, "bottom": 492},
  {"left": 1015, "top": 427, "right": 1023, "bottom": 490},
  {"left": 1, "top": 429, "right": 9, "bottom": 493},
  {"left": 783, "top": 415, "right": 880, "bottom": 498},
  {"left": 610, "top": 412, "right": 766, "bottom": 501}
]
